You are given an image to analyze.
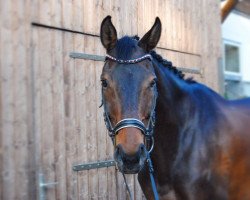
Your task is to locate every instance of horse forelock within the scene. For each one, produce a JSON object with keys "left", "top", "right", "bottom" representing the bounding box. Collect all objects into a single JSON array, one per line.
[{"left": 115, "top": 36, "right": 138, "bottom": 60}]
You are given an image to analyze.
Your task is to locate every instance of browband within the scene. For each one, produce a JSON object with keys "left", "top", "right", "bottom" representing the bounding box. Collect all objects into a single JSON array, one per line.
[{"left": 106, "top": 54, "right": 152, "bottom": 64}]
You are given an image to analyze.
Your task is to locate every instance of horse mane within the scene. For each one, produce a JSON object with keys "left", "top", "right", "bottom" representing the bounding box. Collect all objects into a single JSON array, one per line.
[
  {"left": 115, "top": 36, "right": 138, "bottom": 60},
  {"left": 149, "top": 50, "right": 185, "bottom": 80},
  {"left": 115, "top": 35, "right": 195, "bottom": 83},
  {"left": 132, "top": 35, "right": 195, "bottom": 84}
]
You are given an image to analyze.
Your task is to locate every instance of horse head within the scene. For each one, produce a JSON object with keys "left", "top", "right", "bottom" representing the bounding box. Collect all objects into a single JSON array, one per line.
[{"left": 100, "top": 16, "right": 161, "bottom": 174}]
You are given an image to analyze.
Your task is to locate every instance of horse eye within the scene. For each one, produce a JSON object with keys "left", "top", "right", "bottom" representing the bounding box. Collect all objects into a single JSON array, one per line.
[
  {"left": 149, "top": 79, "right": 156, "bottom": 88},
  {"left": 101, "top": 79, "right": 108, "bottom": 88},
  {"left": 145, "top": 114, "right": 151, "bottom": 120}
]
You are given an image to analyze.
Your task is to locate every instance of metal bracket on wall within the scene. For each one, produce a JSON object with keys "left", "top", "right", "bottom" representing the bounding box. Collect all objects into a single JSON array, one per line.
[
  {"left": 70, "top": 52, "right": 105, "bottom": 62},
  {"left": 73, "top": 160, "right": 116, "bottom": 171},
  {"left": 69, "top": 52, "right": 201, "bottom": 74}
]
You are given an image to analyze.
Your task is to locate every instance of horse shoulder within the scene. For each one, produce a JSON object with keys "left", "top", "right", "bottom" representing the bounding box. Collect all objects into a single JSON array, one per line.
[{"left": 214, "top": 100, "right": 250, "bottom": 199}]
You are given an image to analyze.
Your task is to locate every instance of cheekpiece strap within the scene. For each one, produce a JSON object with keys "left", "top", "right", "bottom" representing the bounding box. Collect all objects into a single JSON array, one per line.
[{"left": 106, "top": 54, "right": 152, "bottom": 64}]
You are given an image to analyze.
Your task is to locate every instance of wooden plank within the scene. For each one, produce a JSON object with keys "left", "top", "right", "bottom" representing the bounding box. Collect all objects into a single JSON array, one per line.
[
  {"left": 137, "top": 0, "right": 144, "bottom": 38},
  {"left": 197, "top": 0, "right": 202, "bottom": 58},
  {"left": 201, "top": 0, "right": 221, "bottom": 91},
  {"left": 51, "top": 0, "right": 62, "bottom": 26},
  {"left": 29, "top": 0, "right": 212, "bottom": 56},
  {"left": 83, "top": 0, "right": 95, "bottom": 34},
  {"left": 182, "top": 0, "right": 187, "bottom": 53},
  {"left": 131, "top": 0, "right": 138, "bottom": 36},
  {"left": 30, "top": 0, "right": 39, "bottom": 23},
  {"left": 40, "top": 28, "right": 56, "bottom": 200},
  {"left": 72, "top": 0, "right": 83, "bottom": 31},
  {"left": 39, "top": 0, "right": 51, "bottom": 26},
  {"left": 85, "top": 35, "right": 99, "bottom": 200},
  {"left": 29, "top": 9, "right": 41, "bottom": 199},
  {"left": 61, "top": 2, "right": 78, "bottom": 199},
  {"left": 116, "top": 170, "right": 127, "bottom": 200},
  {"left": 117, "top": 0, "right": 136, "bottom": 36},
  {"left": 173, "top": 0, "right": 179, "bottom": 52},
  {"left": 63, "top": 32, "right": 78, "bottom": 200},
  {"left": 25, "top": 0, "right": 37, "bottom": 198},
  {"left": 190, "top": 0, "right": 196, "bottom": 54},
  {"left": 178, "top": 0, "right": 184, "bottom": 53},
  {"left": 0, "top": 1, "right": 2, "bottom": 197},
  {"left": 107, "top": 166, "right": 117, "bottom": 199},
  {"left": 62, "top": 0, "right": 73, "bottom": 28},
  {"left": 126, "top": 174, "right": 135, "bottom": 200},
  {"left": 32, "top": 26, "right": 43, "bottom": 198},
  {"left": 37, "top": 4, "right": 56, "bottom": 200},
  {"left": 51, "top": 30, "right": 67, "bottom": 200},
  {"left": 74, "top": 34, "right": 89, "bottom": 200},
  {"left": 168, "top": 0, "right": 174, "bottom": 51},
  {"left": 12, "top": 0, "right": 29, "bottom": 198},
  {"left": 156, "top": 0, "right": 166, "bottom": 48},
  {"left": 135, "top": 174, "right": 144, "bottom": 200},
  {"left": 49, "top": 2, "right": 67, "bottom": 199},
  {"left": 95, "top": 0, "right": 109, "bottom": 38},
  {"left": 0, "top": 1, "right": 15, "bottom": 199},
  {"left": 31, "top": 27, "right": 42, "bottom": 200}
]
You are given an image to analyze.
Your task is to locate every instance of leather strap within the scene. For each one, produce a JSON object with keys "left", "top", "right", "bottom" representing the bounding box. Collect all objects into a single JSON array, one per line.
[
  {"left": 147, "top": 153, "right": 159, "bottom": 200},
  {"left": 114, "top": 118, "right": 147, "bottom": 135}
]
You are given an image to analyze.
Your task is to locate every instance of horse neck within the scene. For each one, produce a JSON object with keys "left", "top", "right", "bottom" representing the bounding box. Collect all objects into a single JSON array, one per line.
[
  {"left": 153, "top": 61, "right": 188, "bottom": 125},
  {"left": 152, "top": 60, "right": 224, "bottom": 183},
  {"left": 152, "top": 61, "right": 190, "bottom": 182}
]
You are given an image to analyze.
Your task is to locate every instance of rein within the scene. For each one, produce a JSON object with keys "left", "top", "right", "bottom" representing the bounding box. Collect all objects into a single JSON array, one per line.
[{"left": 101, "top": 54, "right": 159, "bottom": 200}]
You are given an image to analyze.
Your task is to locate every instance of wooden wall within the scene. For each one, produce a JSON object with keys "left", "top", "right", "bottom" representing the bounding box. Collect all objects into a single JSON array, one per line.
[{"left": 0, "top": 0, "right": 221, "bottom": 199}]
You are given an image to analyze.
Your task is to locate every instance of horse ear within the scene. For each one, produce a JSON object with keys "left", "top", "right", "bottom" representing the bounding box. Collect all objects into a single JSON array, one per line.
[
  {"left": 100, "top": 16, "right": 117, "bottom": 51},
  {"left": 138, "top": 17, "right": 162, "bottom": 52}
]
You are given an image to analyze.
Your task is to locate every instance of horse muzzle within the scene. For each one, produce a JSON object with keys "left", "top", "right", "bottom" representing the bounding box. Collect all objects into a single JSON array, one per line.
[{"left": 114, "top": 144, "right": 147, "bottom": 174}]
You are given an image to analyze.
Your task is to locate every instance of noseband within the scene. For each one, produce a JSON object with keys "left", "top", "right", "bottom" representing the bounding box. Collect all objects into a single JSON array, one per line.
[{"left": 102, "top": 53, "right": 157, "bottom": 153}]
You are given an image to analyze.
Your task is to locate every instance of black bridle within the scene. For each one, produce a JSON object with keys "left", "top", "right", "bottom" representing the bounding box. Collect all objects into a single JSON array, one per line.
[
  {"left": 101, "top": 53, "right": 159, "bottom": 200},
  {"left": 102, "top": 53, "right": 157, "bottom": 153}
]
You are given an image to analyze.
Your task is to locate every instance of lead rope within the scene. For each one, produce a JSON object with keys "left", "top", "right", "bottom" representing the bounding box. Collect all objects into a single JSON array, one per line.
[
  {"left": 122, "top": 173, "right": 133, "bottom": 200},
  {"left": 147, "top": 153, "right": 159, "bottom": 200},
  {"left": 122, "top": 153, "right": 159, "bottom": 200}
]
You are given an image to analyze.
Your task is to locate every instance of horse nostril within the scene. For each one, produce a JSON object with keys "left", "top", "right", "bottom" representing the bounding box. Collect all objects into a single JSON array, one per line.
[
  {"left": 116, "top": 145, "right": 120, "bottom": 152},
  {"left": 139, "top": 144, "right": 145, "bottom": 153},
  {"left": 115, "top": 144, "right": 124, "bottom": 158}
]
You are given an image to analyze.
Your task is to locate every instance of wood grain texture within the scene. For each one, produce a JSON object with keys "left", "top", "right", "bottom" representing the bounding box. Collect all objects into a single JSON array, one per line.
[
  {"left": 1, "top": 1, "right": 15, "bottom": 199},
  {"left": 0, "top": 0, "right": 222, "bottom": 199},
  {"left": 0, "top": 0, "right": 33, "bottom": 199},
  {"left": 74, "top": 34, "right": 89, "bottom": 200},
  {"left": 63, "top": 32, "right": 78, "bottom": 200}
]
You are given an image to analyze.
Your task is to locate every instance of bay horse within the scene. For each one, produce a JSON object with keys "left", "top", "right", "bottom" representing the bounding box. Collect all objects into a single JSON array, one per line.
[{"left": 100, "top": 16, "right": 250, "bottom": 200}]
